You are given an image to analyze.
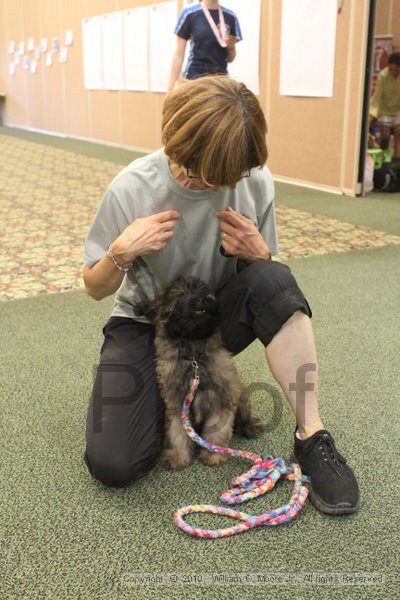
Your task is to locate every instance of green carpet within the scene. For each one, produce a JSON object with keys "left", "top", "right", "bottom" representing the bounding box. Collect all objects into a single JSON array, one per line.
[
  {"left": 274, "top": 182, "right": 400, "bottom": 237},
  {"left": 0, "top": 125, "right": 144, "bottom": 165},
  {"left": 2, "top": 245, "right": 399, "bottom": 599}
]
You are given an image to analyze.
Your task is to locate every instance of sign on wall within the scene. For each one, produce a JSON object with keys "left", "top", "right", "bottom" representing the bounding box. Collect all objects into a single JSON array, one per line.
[
  {"left": 149, "top": 1, "right": 178, "bottom": 92},
  {"left": 82, "top": 2, "right": 178, "bottom": 92},
  {"left": 102, "top": 12, "right": 124, "bottom": 90},
  {"left": 124, "top": 7, "right": 150, "bottom": 91},
  {"left": 279, "top": 0, "right": 338, "bottom": 97},
  {"left": 222, "top": 0, "right": 261, "bottom": 94},
  {"left": 82, "top": 16, "right": 103, "bottom": 89}
]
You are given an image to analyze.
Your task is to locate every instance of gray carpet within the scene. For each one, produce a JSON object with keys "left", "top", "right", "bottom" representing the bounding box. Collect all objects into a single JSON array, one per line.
[{"left": 1, "top": 245, "right": 399, "bottom": 599}]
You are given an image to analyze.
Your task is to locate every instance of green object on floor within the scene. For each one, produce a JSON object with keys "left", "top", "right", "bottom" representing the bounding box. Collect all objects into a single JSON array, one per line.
[
  {"left": 367, "top": 148, "right": 383, "bottom": 169},
  {"left": 382, "top": 149, "right": 393, "bottom": 163},
  {"left": 367, "top": 148, "right": 393, "bottom": 168}
]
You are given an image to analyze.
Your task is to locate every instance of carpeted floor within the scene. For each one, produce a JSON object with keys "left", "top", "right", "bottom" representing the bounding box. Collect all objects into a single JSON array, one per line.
[
  {"left": 1, "top": 127, "right": 399, "bottom": 599},
  {"left": 1, "top": 127, "right": 399, "bottom": 302}
]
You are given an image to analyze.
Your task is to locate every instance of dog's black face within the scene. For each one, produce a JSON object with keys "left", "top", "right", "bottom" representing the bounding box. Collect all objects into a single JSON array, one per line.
[{"left": 139, "top": 276, "right": 220, "bottom": 340}]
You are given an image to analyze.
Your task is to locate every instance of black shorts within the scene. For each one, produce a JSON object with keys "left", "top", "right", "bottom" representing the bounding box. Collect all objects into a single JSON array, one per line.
[{"left": 84, "top": 259, "right": 312, "bottom": 487}]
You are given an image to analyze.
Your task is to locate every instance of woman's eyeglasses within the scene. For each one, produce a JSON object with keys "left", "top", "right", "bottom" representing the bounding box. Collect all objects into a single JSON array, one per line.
[{"left": 184, "top": 167, "right": 199, "bottom": 180}]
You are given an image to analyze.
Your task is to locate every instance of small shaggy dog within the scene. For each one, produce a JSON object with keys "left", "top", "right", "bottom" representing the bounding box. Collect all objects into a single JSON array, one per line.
[{"left": 138, "top": 276, "right": 263, "bottom": 470}]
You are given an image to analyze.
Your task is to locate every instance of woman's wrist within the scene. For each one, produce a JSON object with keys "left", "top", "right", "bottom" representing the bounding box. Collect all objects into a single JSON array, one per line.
[
  {"left": 245, "top": 249, "right": 271, "bottom": 263},
  {"left": 107, "top": 241, "right": 137, "bottom": 270}
]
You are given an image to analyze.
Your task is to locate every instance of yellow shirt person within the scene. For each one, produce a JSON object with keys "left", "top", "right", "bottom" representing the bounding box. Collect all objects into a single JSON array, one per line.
[
  {"left": 369, "top": 52, "right": 400, "bottom": 160},
  {"left": 370, "top": 66, "right": 400, "bottom": 118}
]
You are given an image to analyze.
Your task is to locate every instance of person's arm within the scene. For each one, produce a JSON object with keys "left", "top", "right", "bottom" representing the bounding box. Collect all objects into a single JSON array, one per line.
[
  {"left": 226, "top": 13, "right": 242, "bottom": 64},
  {"left": 370, "top": 74, "right": 383, "bottom": 119},
  {"left": 83, "top": 211, "right": 180, "bottom": 301},
  {"left": 83, "top": 251, "right": 132, "bottom": 302},
  {"left": 226, "top": 35, "right": 237, "bottom": 63},
  {"left": 168, "top": 36, "right": 187, "bottom": 92}
]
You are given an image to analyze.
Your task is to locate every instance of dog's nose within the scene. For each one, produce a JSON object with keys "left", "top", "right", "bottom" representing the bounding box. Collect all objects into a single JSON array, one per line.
[{"left": 194, "top": 298, "right": 205, "bottom": 311}]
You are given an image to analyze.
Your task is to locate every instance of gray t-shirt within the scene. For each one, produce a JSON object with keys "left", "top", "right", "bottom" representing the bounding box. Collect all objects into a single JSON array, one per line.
[{"left": 82, "top": 148, "right": 279, "bottom": 323}]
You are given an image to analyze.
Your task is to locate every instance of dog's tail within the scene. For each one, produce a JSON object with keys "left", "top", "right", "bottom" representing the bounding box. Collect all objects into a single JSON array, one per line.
[{"left": 233, "top": 387, "right": 264, "bottom": 439}]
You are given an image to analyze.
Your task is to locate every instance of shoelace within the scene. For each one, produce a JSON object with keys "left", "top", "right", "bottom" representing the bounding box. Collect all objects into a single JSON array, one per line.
[{"left": 303, "top": 433, "right": 347, "bottom": 471}]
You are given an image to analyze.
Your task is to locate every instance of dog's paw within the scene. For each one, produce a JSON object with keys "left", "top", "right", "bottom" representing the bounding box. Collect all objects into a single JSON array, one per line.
[
  {"left": 162, "top": 448, "right": 192, "bottom": 471},
  {"left": 235, "top": 418, "right": 264, "bottom": 439},
  {"left": 199, "top": 450, "right": 229, "bottom": 467}
]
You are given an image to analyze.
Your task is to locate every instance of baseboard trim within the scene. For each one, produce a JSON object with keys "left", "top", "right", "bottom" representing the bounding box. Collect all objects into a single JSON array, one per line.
[
  {"left": 273, "top": 174, "right": 355, "bottom": 196},
  {"left": 5, "top": 123, "right": 67, "bottom": 139},
  {"left": 2, "top": 123, "right": 154, "bottom": 155},
  {"left": 66, "top": 132, "right": 154, "bottom": 155}
]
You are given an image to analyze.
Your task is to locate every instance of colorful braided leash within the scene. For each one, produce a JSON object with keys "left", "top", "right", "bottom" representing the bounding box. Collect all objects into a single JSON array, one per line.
[{"left": 173, "top": 361, "right": 310, "bottom": 538}]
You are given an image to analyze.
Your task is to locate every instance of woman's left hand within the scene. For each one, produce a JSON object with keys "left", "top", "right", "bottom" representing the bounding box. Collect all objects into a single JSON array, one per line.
[
  {"left": 216, "top": 207, "right": 270, "bottom": 262},
  {"left": 226, "top": 35, "right": 237, "bottom": 49}
]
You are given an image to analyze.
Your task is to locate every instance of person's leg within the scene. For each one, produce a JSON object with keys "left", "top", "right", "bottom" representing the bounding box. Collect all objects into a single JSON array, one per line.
[
  {"left": 379, "top": 124, "right": 391, "bottom": 150},
  {"left": 217, "top": 260, "right": 321, "bottom": 436},
  {"left": 265, "top": 310, "right": 324, "bottom": 440},
  {"left": 216, "top": 259, "right": 359, "bottom": 514},
  {"left": 394, "top": 123, "right": 400, "bottom": 159},
  {"left": 84, "top": 317, "right": 164, "bottom": 487}
]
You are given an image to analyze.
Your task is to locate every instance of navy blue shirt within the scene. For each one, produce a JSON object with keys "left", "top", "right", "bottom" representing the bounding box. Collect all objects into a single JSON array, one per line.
[{"left": 174, "top": 3, "right": 242, "bottom": 79}]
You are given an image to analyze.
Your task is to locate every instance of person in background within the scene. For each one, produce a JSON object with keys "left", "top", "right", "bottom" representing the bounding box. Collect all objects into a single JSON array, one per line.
[
  {"left": 369, "top": 51, "right": 400, "bottom": 162},
  {"left": 168, "top": 0, "right": 242, "bottom": 92}
]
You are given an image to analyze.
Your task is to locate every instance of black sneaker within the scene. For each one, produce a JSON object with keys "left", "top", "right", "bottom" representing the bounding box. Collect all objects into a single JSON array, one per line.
[{"left": 292, "top": 428, "right": 359, "bottom": 515}]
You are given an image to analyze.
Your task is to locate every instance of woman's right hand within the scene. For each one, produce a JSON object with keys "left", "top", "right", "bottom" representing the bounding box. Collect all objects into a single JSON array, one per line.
[{"left": 111, "top": 210, "right": 181, "bottom": 265}]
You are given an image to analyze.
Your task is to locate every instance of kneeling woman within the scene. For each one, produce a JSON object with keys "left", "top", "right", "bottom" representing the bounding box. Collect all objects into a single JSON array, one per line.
[{"left": 82, "top": 75, "right": 359, "bottom": 516}]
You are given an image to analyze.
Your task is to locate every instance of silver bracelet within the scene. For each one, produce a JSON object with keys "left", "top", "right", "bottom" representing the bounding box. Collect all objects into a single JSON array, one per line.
[{"left": 106, "top": 245, "right": 131, "bottom": 273}]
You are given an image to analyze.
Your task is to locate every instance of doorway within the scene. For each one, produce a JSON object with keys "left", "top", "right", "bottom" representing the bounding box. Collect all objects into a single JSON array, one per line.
[{"left": 358, "top": 0, "right": 400, "bottom": 195}]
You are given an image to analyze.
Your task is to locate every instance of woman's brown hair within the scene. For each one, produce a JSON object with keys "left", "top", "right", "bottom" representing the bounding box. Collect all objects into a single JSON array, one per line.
[{"left": 162, "top": 75, "right": 268, "bottom": 188}]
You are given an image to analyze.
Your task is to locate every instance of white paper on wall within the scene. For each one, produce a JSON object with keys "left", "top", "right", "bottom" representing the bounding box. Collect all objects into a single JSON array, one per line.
[
  {"left": 14, "top": 52, "right": 20, "bottom": 65},
  {"left": 8, "top": 40, "right": 16, "bottom": 54},
  {"left": 123, "top": 7, "right": 149, "bottom": 91},
  {"left": 18, "top": 41, "right": 25, "bottom": 55},
  {"left": 149, "top": 1, "right": 178, "bottom": 92},
  {"left": 280, "top": 0, "right": 337, "bottom": 97},
  {"left": 82, "top": 16, "right": 103, "bottom": 89},
  {"left": 102, "top": 12, "right": 124, "bottom": 90},
  {"left": 27, "top": 37, "right": 35, "bottom": 52},
  {"left": 9, "top": 62, "right": 16, "bottom": 76},
  {"left": 59, "top": 47, "right": 68, "bottom": 63},
  {"left": 65, "top": 29, "right": 74, "bottom": 46},
  {"left": 45, "top": 52, "right": 53, "bottom": 67},
  {"left": 30, "top": 60, "right": 37, "bottom": 74},
  {"left": 222, "top": 0, "right": 261, "bottom": 95}
]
